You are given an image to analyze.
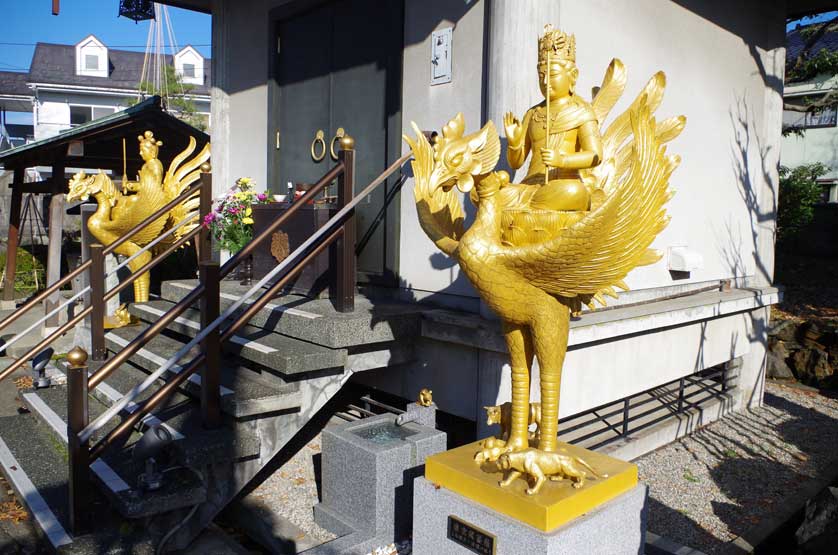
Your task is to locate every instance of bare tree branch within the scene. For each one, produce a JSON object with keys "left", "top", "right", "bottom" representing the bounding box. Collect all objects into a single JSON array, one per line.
[{"left": 783, "top": 89, "right": 838, "bottom": 112}]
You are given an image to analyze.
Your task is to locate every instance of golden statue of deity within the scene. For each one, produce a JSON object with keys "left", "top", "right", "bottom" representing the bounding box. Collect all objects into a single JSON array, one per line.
[
  {"left": 405, "top": 25, "right": 685, "bottom": 496},
  {"left": 66, "top": 131, "right": 210, "bottom": 305}
]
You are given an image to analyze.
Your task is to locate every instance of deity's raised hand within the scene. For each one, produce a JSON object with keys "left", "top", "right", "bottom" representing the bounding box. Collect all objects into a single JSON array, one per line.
[{"left": 504, "top": 112, "right": 524, "bottom": 148}]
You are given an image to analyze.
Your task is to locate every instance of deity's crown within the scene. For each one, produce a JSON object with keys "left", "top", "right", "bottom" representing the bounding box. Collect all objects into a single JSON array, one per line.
[
  {"left": 538, "top": 24, "right": 575, "bottom": 64},
  {"left": 137, "top": 130, "right": 163, "bottom": 148}
]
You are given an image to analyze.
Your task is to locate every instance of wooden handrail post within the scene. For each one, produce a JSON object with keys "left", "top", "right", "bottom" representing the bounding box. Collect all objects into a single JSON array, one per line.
[
  {"left": 199, "top": 261, "right": 221, "bottom": 429},
  {"left": 66, "top": 346, "right": 89, "bottom": 535},
  {"left": 336, "top": 136, "right": 356, "bottom": 313},
  {"left": 198, "top": 164, "right": 212, "bottom": 265},
  {"left": 2, "top": 169, "right": 24, "bottom": 305},
  {"left": 89, "top": 244, "right": 106, "bottom": 361}
]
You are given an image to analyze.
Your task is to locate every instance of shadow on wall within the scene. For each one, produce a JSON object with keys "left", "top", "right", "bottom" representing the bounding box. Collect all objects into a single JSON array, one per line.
[{"left": 716, "top": 95, "right": 778, "bottom": 287}]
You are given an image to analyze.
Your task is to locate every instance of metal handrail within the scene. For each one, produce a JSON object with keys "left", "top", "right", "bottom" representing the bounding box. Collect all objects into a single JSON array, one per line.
[
  {"left": 103, "top": 226, "right": 201, "bottom": 303},
  {"left": 1, "top": 213, "right": 200, "bottom": 353},
  {"left": 85, "top": 162, "right": 346, "bottom": 391},
  {"left": 0, "top": 181, "right": 207, "bottom": 382},
  {"left": 0, "top": 182, "right": 202, "bottom": 337},
  {"left": 107, "top": 214, "right": 197, "bottom": 277},
  {"left": 220, "top": 162, "right": 345, "bottom": 278},
  {"left": 84, "top": 152, "right": 411, "bottom": 455},
  {"left": 102, "top": 183, "right": 201, "bottom": 256},
  {"left": 87, "top": 225, "right": 345, "bottom": 449},
  {"left": 0, "top": 287, "right": 90, "bottom": 352}
]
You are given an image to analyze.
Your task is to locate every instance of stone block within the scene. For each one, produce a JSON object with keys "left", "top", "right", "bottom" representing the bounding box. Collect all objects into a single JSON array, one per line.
[
  {"left": 413, "top": 478, "right": 648, "bottom": 555},
  {"left": 315, "top": 414, "right": 446, "bottom": 541}
]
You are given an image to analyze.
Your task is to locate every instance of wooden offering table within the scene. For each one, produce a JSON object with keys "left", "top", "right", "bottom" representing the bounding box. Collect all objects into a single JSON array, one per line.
[{"left": 251, "top": 202, "right": 337, "bottom": 298}]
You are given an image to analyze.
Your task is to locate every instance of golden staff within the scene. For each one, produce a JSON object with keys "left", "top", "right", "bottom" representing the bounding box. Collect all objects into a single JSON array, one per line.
[
  {"left": 545, "top": 47, "right": 551, "bottom": 186},
  {"left": 122, "top": 137, "right": 128, "bottom": 184}
]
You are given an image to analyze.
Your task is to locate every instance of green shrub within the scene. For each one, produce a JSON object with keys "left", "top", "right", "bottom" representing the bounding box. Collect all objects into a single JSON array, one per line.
[
  {"left": 0, "top": 246, "right": 47, "bottom": 295},
  {"left": 777, "top": 163, "right": 827, "bottom": 243}
]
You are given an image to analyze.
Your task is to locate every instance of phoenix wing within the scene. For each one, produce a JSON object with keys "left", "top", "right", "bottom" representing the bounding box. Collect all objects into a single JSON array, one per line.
[
  {"left": 498, "top": 72, "right": 685, "bottom": 308},
  {"left": 161, "top": 136, "right": 211, "bottom": 242}
]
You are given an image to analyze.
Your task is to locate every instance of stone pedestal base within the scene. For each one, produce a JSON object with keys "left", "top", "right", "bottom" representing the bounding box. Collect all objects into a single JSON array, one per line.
[{"left": 413, "top": 478, "right": 648, "bottom": 555}]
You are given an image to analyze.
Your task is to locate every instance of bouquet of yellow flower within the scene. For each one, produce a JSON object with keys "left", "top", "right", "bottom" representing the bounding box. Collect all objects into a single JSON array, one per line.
[{"left": 202, "top": 177, "right": 271, "bottom": 253}]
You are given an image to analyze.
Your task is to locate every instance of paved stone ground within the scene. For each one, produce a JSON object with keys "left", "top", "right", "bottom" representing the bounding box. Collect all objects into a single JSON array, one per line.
[
  {"left": 247, "top": 434, "right": 337, "bottom": 546},
  {"left": 637, "top": 381, "right": 838, "bottom": 554}
]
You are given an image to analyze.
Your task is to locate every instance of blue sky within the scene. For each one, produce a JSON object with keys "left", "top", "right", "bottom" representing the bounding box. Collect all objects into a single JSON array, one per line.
[
  {"left": 1, "top": 1, "right": 209, "bottom": 124},
  {"left": 787, "top": 10, "right": 837, "bottom": 30},
  {"left": 0, "top": 0, "right": 210, "bottom": 73}
]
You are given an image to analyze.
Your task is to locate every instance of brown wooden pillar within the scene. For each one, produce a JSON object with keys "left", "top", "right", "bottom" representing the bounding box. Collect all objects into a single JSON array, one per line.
[
  {"left": 2, "top": 167, "right": 24, "bottom": 305},
  {"left": 44, "top": 164, "right": 65, "bottom": 327},
  {"left": 198, "top": 167, "right": 213, "bottom": 265},
  {"left": 335, "top": 137, "right": 356, "bottom": 313}
]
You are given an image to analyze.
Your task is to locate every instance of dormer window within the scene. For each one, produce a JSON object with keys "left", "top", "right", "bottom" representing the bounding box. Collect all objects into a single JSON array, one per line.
[
  {"left": 174, "top": 46, "right": 204, "bottom": 85},
  {"left": 75, "top": 35, "right": 108, "bottom": 77}
]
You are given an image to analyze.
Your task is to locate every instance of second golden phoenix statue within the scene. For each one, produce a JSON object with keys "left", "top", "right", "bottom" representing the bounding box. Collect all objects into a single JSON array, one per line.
[{"left": 404, "top": 25, "right": 685, "bottom": 496}]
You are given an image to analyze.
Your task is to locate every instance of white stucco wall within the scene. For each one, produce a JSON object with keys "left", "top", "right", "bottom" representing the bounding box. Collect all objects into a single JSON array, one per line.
[
  {"left": 397, "top": 0, "right": 487, "bottom": 302},
  {"left": 210, "top": 0, "right": 282, "bottom": 199},
  {"left": 396, "top": 0, "right": 785, "bottom": 303},
  {"left": 209, "top": 0, "right": 784, "bottom": 299}
]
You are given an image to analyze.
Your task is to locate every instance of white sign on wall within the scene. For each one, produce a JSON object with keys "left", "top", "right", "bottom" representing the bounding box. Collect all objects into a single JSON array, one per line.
[{"left": 431, "top": 27, "right": 453, "bottom": 85}]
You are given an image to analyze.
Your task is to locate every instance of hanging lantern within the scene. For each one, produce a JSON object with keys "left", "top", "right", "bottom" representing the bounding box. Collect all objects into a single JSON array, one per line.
[{"left": 118, "top": 0, "right": 155, "bottom": 23}]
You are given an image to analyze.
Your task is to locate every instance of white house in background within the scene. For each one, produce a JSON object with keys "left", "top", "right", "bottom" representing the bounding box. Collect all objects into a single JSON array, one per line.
[
  {"left": 0, "top": 34, "right": 211, "bottom": 146},
  {"left": 173, "top": 45, "right": 205, "bottom": 86},
  {"left": 781, "top": 22, "right": 838, "bottom": 202}
]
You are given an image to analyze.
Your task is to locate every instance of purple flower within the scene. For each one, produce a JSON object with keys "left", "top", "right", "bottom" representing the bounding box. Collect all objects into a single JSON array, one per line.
[{"left": 257, "top": 193, "right": 267, "bottom": 202}]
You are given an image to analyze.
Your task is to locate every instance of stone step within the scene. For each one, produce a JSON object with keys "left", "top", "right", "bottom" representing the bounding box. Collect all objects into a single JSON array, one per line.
[
  {"left": 105, "top": 326, "right": 303, "bottom": 418},
  {"left": 19, "top": 384, "right": 208, "bottom": 519},
  {"left": 159, "top": 279, "right": 425, "bottom": 349},
  {"left": 0, "top": 412, "right": 206, "bottom": 552},
  {"left": 130, "top": 299, "right": 347, "bottom": 377},
  {"left": 35, "top": 360, "right": 261, "bottom": 467}
]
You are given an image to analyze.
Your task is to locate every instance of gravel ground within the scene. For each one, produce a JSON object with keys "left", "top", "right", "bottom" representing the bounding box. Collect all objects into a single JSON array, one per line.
[
  {"left": 637, "top": 381, "right": 838, "bottom": 554},
  {"left": 248, "top": 434, "right": 337, "bottom": 545}
]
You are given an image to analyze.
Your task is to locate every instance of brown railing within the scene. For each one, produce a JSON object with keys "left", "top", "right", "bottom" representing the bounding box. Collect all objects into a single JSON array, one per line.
[
  {"left": 66, "top": 137, "right": 411, "bottom": 533},
  {"left": 0, "top": 178, "right": 212, "bottom": 383}
]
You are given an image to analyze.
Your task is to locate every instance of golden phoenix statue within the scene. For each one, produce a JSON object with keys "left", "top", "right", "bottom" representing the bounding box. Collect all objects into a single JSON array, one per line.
[
  {"left": 66, "top": 131, "right": 210, "bottom": 304},
  {"left": 405, "top": 25, "right": 685, "bottom": 495}
]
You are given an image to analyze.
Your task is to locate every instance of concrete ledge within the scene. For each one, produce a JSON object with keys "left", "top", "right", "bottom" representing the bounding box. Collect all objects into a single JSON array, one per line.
[{"left": 422, "top": 286, "right": 780, "bottom": 354}]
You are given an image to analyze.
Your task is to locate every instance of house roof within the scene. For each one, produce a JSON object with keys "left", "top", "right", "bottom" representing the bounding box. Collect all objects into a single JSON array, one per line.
[
  {"left": 0, "top": 71, "right": 31, "bottom": 96},
  {"left": 786, "top": 20, "right": 838, "bottom": 68},
  {"left": 25, "top": 42, "right": 211, "bottom": 95},
  {"left": 0, "top": 95, "right": 209, "bottom": 178}
]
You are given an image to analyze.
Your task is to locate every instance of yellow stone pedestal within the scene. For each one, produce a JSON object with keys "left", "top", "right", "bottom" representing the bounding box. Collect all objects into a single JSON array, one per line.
[{"left": 425, "top": 440, "right": 638, "bottom": 532}]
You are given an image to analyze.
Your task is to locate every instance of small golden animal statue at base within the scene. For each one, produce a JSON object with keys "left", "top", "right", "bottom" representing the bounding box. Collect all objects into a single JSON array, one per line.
[
  {"left": 497, "top": 449, "right": 606, "bottom": 496},
  {"left": 418, "top": 388, "right": 434, "bottom": 407},
  {"left": 66, "top": 132, "right": 210, "bottom": 325},
  {"left": 484, "top": 402, "right": 541, "bottom": 442},
  {"left": 405, "top": 24, "right": 685, "bottom": 496}
]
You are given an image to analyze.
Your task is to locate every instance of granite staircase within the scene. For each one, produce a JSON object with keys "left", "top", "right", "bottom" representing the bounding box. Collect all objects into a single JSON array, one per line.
[{"left": 0, "top": 280, "right": 424, "bottom": 552}]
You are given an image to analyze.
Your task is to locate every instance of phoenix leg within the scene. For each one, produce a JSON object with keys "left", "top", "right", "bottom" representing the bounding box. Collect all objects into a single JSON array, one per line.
[{"left": 531, "top": 300, "right": 570, "bottom": 453}]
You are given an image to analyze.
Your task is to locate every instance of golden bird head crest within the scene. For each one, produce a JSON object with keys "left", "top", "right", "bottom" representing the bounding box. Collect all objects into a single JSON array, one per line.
[
  {"left": 66, "top": 170, "right": 117, "bottom": 206},
  {"left": 428, "top": 113, "right": 501, "bottom": 194},
  {"left": 66, "top": 170, "right": 96, "bottom": 203}
]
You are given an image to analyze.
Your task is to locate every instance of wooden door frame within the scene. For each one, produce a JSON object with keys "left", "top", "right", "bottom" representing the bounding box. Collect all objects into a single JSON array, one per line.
[{"left": 267, "top": 0, "right": 404, "bottom": 287}]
